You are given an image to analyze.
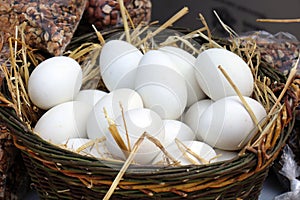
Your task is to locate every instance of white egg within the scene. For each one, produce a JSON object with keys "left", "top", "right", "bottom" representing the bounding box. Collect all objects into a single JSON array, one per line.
[
  {"left": 89, "top": 142, "right": 113, "bottom": 159},
  {"left": 135, "top": 50, "right": 187, "bottom": 119},
  {"left": 194, "top": 48, "right": 254, "bottom": 101},
  {"left": 162, "top": 120, "right": 195, "bottom": 147},
  {"left": 105, "top": 108, "right": 165, "bottom": 165},
  {"left": 197, "top": 96, "right": 267, "bottom": 150},
  {"left": 62, "top": 138, "right": 93, "bottom": 154},
  {"left": 138, "top": 50, "right": 178, "bottom": 71},
  {"left": 34, "top": 101, "right": 92, "bottom": 145},
  {"left": 99, "top": 40, "right": 143, "bottom": 91},
  {"left": 86, "top": 88, "right": 143, "bottom": 139},
  {"left": 61, "top": 138, "right": 113, "bottom": 159},
  {"left": 183, "top": 99, "right": 214, "bottom": 140},
  {"left": 214, "top": 148, "right": 238, "bottom": 162},
  {"left": 152, "top": 140, "right": 216, "bottom": 166},
  {"left": 159, "top": 46, "right": 206, "bottom": 106},
  {"left": 75, "top": 89, "right": 107, "bottom": 106},
  {"left": 28, "top": 56, "right": 82, "bottom": 110}
]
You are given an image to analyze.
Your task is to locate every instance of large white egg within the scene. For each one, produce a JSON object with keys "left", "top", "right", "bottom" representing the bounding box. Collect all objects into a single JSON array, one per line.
[
  {"left": 214, "top": 148, "right": 238, "bottom": 162},
  {"left": 62, "top": 138, "right": 93, "bottom": 154},
  {"left": 197, "top": 96, "right": 267, "bottom": 150},
  {"left": 89, "top": 141, "right": 113, "bottom": 160},
  {"left": 86, "top": 88, "right": 143, "bottom": 139},
  {"left": 62, "top": 138, "right": 113, "bottom": 159},
  {"left": 162, "top": 120, "right": 195, "bottom": 147},
  {"left": 183, "top": 99, "right": 214, "bottom": 141},
  {"left": 135, "top": 50, "right": 187, "bottom": 119},
  {"left": 75, "top": 89, "right": 107, "bottom": 106},
  {"left": 159, "top": 46, "right": 206, "bottom": 106},
  {"left": 152, "top": 140, "right": 216, "bottom": 166},
  {"left": 28, "top": 56, "right": 82, "bottom": 110},
  {"left": 99, "top": 40, "right": 143, "bottom": 91},
  {"left": 34, "top": 101, "right": 92, "bottom": 145},
  {"left": 106, "top": 108, "right": 165, "bottom": 165},
  {"left": 138, "top": 50, "right": 177, "bottom": 70},
  {"left": 194, "top": 48, "right": 254, "bottom": 101}
]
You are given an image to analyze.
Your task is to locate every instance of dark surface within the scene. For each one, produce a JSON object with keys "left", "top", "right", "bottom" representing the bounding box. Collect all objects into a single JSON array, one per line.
[{"left": 151, "top": 0, "right": 300, "bottom": 40}]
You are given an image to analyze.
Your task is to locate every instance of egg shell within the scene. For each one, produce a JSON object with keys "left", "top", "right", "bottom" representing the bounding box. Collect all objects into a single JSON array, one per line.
[
  {"left": 75, "top": 89, "right": 107, "bottom": 106},
  {"left": 62, "top": 138, "right": 93, "bottom": 154},
  {"left": 194, "top": 48, "right": 254, "bottom": 101},
  {"left": 135, "top": 63, "right": 187, "bottom": 119},
  {"left": 197, "top": 96, "right": 267, "bottom": 150},
  {"left": 214, "top": 148, "right": 238, "bottom": 162},
  {"left": 138, "top": 50, "right": 180, "bottom": 72},
  {"left": 89, "top": 142, "right": 113, "bottom": 159},
  {"left": 162, "top": 120, "right": 196, "bottom": 147},
  {"left": 183, "top": 99, "right": 214, "bottom": 140},
  {"left": 159, "top": 46, "right": 206, "bottom": 106},
  {"left": 28, "top": 56, "right": 82, "bottom": 110},
  {"left": 152, "top": 140, "right": 216, "bottom": 166},
  {"left": 34, "top": 101, "right": 92, "bottom": 145},
  {"left": 86, "top": 88, "right": 143, "bottom": 139},
  {"left": 99, "top": 40, "right": 143, "bottom": 91},
  {"left": 105, "top": 108, "right": 165, "bottom": 165}
]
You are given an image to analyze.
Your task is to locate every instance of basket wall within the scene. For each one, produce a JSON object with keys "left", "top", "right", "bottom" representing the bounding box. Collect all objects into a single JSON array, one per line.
[
  {"left": 272, "top": 116, "right": 300, "bottom": 191},
  {"left": 1, "top": 105, "right": 295, "bottom": 200},
  {"left": 0, "top": 125, "right": 30, "bottom": 199}
]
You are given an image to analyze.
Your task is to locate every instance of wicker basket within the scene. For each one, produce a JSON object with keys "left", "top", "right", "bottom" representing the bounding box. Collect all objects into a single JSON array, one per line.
[
  {"left": 0, "top": 125, "right": 30, "bottom": 199},
  {"left": 0, "top": 27, "right": 299, "bottom": 200},
  {"left": 273, "top": 120, "right": 300, "bottom": 191},
  {"left": 252, "top": 31, "right": 300, "bottom": 192}
]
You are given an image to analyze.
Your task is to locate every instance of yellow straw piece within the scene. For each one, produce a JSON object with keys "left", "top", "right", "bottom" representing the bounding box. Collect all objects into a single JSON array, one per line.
[{"left": 136, "top": 7, "right": 189, "bottom": 46}]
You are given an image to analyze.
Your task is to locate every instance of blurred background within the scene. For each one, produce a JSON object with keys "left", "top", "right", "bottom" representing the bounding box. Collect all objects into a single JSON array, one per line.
[{"left": 151, "top": 0, "right": 300, "bottom": 40}]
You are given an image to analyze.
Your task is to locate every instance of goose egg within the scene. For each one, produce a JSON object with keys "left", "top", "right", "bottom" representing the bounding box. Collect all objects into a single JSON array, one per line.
[
  {"left": 135, "top": 50, "right": 187, "bottom": 119},
  {"left": 152, "top": 140, "right": 216, "bottom": 166},
  {"left": 99, "top": 40, "right": 143, "bottom": 90},
  {"left": 106, "top": 108, "right": 165, "bottom": 165},
  {"left": 62, "top": 138, "right": 93, "bottom": 154},
  {"left": 28, "top": 56, "right": 82, "bottom": 110},
  {"left": 86, "top": 88, "right": 143, "bottom": 139},
  {"left": 159, "top": 46, "right": 206, "bottom": 106},
  {"left": 34, "top": 101, "right": 92, "bottom": 144},
  {"left": 197, "top": 96, "right": 267, "bottom": 150},
  {"left": 214, "top": 148, "right": 238, "bottom": 162},
  {"left": 75, "top": 89, "right": 107, "bottom": 106},
  {"left": 89, "top": 141, "right": 113, "bottom": 159},
  {"left": 183, "top": 99, "right": 214, "bottom": 140},
  {"left": 162, "top": 120, "right": 195, "bottom": 147},
  {"left": 194, "top": 48, "right": 254, "bottom": 101}
]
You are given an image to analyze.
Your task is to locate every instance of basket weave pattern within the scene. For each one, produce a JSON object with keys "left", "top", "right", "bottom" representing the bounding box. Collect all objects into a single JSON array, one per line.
[
  {"left": 1, "top": 108, "right": 295, "bottom": 199},
  {"left": 0, "top": 125, "right": 30, "bottom": 199}
]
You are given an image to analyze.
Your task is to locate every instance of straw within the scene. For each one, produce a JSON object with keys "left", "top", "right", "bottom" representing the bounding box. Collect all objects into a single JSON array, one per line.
[
  {"left": 104, "top": 107, "right": 129, "bottom": 158},
  {"left": 118, "top": 0, "right": 131, "bottom": 43},
  {"left": 175, "top": 138, "right": 209, "bottom": 165},
  {"left": 136, "top": 7, "right": 189, "bottom": 46},
  {"left": 103, "top": 132, "right": 147, "bottom": 200},
  {"left": 268, "top": 56, "right": 299, "bottom": 116},
  {"left": 119, "top": 102, "right": 131, "bottom": 152},
  {"left": 218, "top": 65, "right": 262, "bottom": 133},
  {"left": 213, "top": 10, "right": 238, "bottom": 38},
  {"left": 256, "top": 18, "right": 300, "bottom": 23},
  {"left": 92, "top": 25, "right": 105, "bottom": 45}
]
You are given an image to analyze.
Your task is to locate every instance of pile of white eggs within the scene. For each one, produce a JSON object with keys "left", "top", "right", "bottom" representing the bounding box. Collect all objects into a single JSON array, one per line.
[{"left": 28, "top": 39, "right": 267, "bottom": 166}]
